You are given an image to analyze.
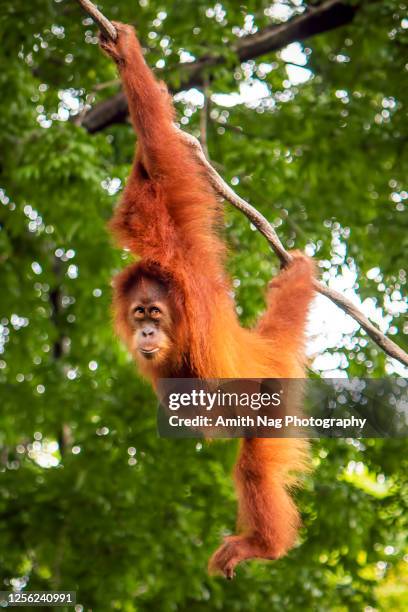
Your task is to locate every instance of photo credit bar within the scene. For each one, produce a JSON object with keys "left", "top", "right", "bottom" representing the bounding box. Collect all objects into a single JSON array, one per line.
[{"left": 156, "top": 378, "right": 408, "bottom": 439}]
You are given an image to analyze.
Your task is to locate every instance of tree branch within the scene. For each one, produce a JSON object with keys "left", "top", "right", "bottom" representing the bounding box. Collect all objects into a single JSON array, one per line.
[
  {"left": 179, "top": 131, "right": 408, "bottom": 368},
  {"left": 76, "top": 0, "right": 117, "bottom": 40},
  {"left": 237, "top": 0, "right": 357, "bottom": 61},
  {"left": 72, "top": 1, "right": 408, "bottom": 368},
  {"left": 76, "top": 0, "right": 360, "bottom": 133}
]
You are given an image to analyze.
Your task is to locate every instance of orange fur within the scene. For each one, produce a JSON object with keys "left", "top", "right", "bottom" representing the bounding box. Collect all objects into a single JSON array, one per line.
[{"left": 101, "top": 23, "right": 316, "bottom": 578}]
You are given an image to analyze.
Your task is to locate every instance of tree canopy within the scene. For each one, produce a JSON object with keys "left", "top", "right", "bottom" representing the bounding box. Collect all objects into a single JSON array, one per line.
[{"left": 0, "top": 1, "right": 407, "bottom": 610}]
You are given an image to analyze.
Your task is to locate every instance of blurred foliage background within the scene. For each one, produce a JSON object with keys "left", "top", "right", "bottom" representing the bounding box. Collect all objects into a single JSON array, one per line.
[{"left": 0, "top": 1, "right": 407, "bottom": 610}]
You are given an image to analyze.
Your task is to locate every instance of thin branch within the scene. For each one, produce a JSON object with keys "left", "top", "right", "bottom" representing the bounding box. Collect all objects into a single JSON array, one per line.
[
  {"left": 180, "top": 131, "right": 408, "bottom": 367},
  {"left": 181, "top": 130, "right": 291, "bottom": 263},
  {"left": 73, "top": 1, "right": 408, "bottom": 368},
  {"left": 76, "top": 0, "right": 117, "bottom": 40}
]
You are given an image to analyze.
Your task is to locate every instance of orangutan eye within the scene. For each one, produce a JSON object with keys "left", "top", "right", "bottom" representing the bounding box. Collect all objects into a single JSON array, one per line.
[
  {"left": 133, "top": 306, "right": 145, "bottom": 317},
  {"left": 150, "top": 306, "right": 161, "bottom": 316}
]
